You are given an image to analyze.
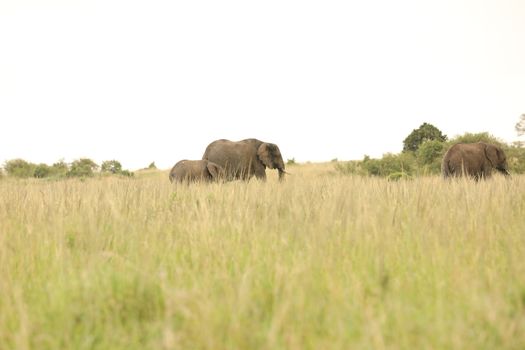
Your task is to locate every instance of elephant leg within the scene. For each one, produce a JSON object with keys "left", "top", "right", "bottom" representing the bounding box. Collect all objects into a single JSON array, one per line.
[{"left": 254, "top": 171, "right": 266, "bottom": 181}]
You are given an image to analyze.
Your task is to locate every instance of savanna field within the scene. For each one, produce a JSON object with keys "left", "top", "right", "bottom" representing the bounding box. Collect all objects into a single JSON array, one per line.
[{"left": 0, "top": 163, "right": 524, "bottom": 350}]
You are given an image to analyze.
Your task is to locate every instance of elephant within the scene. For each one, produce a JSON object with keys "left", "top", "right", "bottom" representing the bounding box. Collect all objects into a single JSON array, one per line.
[
  {"left": 441, "top": 142, "right": 510, "bottom": 180},
  {"left": 169, "top": 160, "right": 223, "bottom": 183},
  {"left": 202, "top": 138, "right": 286, "bottom": 181}
]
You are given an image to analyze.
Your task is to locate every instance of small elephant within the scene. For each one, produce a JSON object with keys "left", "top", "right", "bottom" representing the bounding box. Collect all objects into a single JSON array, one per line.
[
  {"left": 441, "top": 142, "right": 510, "bottom": 180},
  {"left": 202, "top": 138, "right": 286, "bottom": 181},
  {"left": 169, "top": 160, "right": 223, "bottom": 183}
]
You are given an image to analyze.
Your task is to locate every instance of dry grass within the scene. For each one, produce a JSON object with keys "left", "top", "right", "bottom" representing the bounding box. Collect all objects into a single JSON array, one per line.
[{"left": 0, "top": 163, "right": 524, "bottom": 349}]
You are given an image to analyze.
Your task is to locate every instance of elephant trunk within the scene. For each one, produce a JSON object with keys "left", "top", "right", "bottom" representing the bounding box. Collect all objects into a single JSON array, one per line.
[{"left": 278, "top": 168, "right": 286, "bottom": 181}]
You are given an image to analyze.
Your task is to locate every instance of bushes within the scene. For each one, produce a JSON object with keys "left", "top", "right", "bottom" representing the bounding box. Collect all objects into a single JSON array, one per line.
[
  {"left": 51, "top": 160, "right": 69, "bottom": 178},
  {"left": 4, "top": 159, "right": 36, "bottom": 178},
  {"left": 101, "top": 160, "right": 122, "bottom": 174},
  {"left": 101, "top": 160, "right": 134, "bottom": 177},
  {"left": 67, "top": 159, "right": 99, "bottom": 178},
  {"left": 416, "top": 140, "right": 446, "bottom": 175},
  {"left": 363, "top": 153, "right": 416, "bottom": 177},
  {"left": 505, "top": 145, "right": 525, "bottom": 174},
  {"left": 448, "top": 132, "right": 504, "bottom": 146},
  {"left": 335, "top": 153, "right": 416, "bottom": 178},
  {"left": 2, "top": 158, "right": 134, "bottom": 179},
  {"left": 33, "top": 163, "right": 52, "bottom": 178}
]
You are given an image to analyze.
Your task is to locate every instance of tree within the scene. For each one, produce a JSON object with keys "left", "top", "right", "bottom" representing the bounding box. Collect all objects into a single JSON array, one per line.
[
  {"left": 403, "top": 123, "right": 447, "bottom": 152},
  {"left": 416, "top": 140, "right": 446, "bottom": 174},
  {"left": 4, "top": 159, "right": 36, "bottom": 178},
  {"left": 448, "top": 132, "right": 504, "bottom": 146},
  {"left": 67, "top": 158, "right": 99, "bottom": 177},
  {"left": 516, "top": 114, "right": 525, "bottom": 136},
  {"left": 417, "top": 140, "right": 445, "bottom": 165},
  {"left": 34, "top": 163, "right": 51, "bottom": 178},
  {"left": 50, "top": 160, "right": 69, "bottom": 178},
  {"left": 101, "top": 160, "right": 123, "bottom": 174}
]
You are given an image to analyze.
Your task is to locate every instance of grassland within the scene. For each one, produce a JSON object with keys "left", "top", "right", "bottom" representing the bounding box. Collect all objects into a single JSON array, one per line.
[{"left": 0, "top": 163, "right": 524, "bottom": 349}]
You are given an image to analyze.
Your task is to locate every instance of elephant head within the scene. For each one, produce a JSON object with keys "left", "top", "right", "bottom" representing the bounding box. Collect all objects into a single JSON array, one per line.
[
  {"left": 257, "top": 142, "right": 286, "bottom": 180},
  {"left": 484, "top": 143, "right": 510, "bottom": 176}
]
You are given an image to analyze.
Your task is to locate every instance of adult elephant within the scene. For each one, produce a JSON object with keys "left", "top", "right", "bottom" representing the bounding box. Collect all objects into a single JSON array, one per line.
[
  {"left": 202, "top": 138, "right": 286, "bottom": 181},
  {"left": 441, "top": 142, "right": 510, "bottom": 180}
]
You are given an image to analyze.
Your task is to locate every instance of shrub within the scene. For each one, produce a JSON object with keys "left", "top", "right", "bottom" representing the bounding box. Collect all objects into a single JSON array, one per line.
[
  {"left": 286, "top": 158, "right": 296, "bottom": 166},
  {"left": 387, "top": 171, "right": 413, "bottom": 181},
  {"left": 505, "top": 144, "right": 525, "bottom": 174},
  {"left": 101, "top": 160, "right": 134, "bottom": 177},
  {"left": 34, "top": 163, "right": 51, "bottom": 178},
  {"left": 447, "top": 132, "right": 504, "bottom": 146},
  {"left": 4, "top": 159, "right": 36, "bottom": 178},
  {"left": 335, "top": 153, "right": 416, "bottom": 178},
  {"left": 67, "top": 159, "right": 99, "bottom": 178},
  {"left": 416, "top": 140, "right": 446, "bottom": 175},
  {"left": 362, "top": 153, "right": 416, "bottom": 177},
  {"left": 101, "top": 160, "right": 123, "bottom": 174},
  {"left": 50, "top": 160, "right": 69, "bottom": 178}
]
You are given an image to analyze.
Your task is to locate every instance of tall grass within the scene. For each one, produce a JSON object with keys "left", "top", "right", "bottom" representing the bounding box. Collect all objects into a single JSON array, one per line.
[{"left": 0, "top": 164, "right": 524, "bottom": 349}]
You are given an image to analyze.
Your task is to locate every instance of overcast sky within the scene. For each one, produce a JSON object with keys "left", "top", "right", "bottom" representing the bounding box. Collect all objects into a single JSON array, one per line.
[{"left": 1, "top": 0, "right": 524, "bottom": 170}]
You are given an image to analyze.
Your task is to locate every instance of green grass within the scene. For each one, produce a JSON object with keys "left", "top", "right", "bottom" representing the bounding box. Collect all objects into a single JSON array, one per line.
[{"left": 0, "top": 164, "right": 524, "bottom": 349}]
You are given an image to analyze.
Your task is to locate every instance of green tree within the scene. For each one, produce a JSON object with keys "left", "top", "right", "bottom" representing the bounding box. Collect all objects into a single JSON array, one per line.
[
  {"left": 67, "top": 158, "right": 99, "bottom": 178},
  {"left": 4, "top": 159, "right": 36, "bottom": 178},
  {"left": 101, "top": 160, "right": 123, "bottom": 174},
  {"left": 447, "top": 132, "right": 504, "bottom": 146},
  {"left": 34, "top": 163, "right": 51, "bottom": 178},
  {"left": 505, "top": 144, "right": 525, "bottom": 174},
  {"left": 416, "top": 139, "right": 446, "bottom": 174},
  {"left": 403, "top": 123, "right": 447, "bottom": 152},
  {"left": 50, "top": 160, "right": 69, "bottom": 178}
]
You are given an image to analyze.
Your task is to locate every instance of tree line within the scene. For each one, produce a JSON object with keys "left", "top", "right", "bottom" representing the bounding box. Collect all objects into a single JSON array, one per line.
[
  {"left": 0, "top": 159, "right": 134, "bottom": 179},
  {"left": 335, "top": 123, "right": 525, "bottom": 179}
]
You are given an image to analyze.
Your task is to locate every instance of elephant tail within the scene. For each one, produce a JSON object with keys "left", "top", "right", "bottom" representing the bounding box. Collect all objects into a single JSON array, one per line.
[{"left": 441, "top": 159, "right": 452, "bottom": 178}]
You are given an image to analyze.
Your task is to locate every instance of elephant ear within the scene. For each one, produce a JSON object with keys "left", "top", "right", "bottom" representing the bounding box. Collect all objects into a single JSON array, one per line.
[
  {"left": 483, "top": 144, "right": 499, "bottom": 167},
  {"left": 206, "top": 162, "right": 221, "bottom": 179},
  {"left": 257, "top": 143, "right": 275, "bottom": 169}
]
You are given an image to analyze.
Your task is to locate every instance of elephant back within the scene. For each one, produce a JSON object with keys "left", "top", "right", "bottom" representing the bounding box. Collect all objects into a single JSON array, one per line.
[{"left": 202, "top": 139, "right": 261, "bottom": 180}]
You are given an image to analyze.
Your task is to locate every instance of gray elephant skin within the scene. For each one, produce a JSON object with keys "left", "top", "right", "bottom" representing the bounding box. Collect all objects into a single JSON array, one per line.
[
  {"left": 169, "top": 160, "right": 223, "bottom": 183},
  {"left": 441, "top": 142, "right": 510, "bottom": 179},
  {"left": 202, "top": 138, "right": 286, "bottom": 181}
]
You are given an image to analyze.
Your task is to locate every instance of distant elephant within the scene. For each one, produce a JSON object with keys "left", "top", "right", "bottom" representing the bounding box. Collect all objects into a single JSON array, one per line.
[
  {"left": 441, "top": 142, "right": 510, "bottom": 180},
  {"left": 202, "top": 138, "right": 286, "bottom": 181},
  {"left": 169, "top": 160, "right": 223, "bottom": 183}
]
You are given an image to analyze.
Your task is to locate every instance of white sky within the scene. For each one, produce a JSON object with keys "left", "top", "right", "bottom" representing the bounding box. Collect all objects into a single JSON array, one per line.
[{"left": 1, "top": 0, "right": 524, "bottom": 170}]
